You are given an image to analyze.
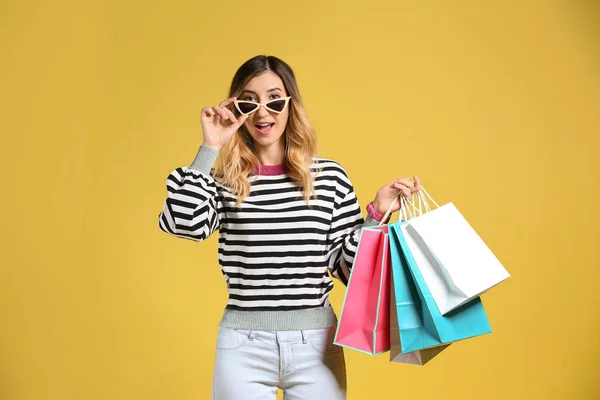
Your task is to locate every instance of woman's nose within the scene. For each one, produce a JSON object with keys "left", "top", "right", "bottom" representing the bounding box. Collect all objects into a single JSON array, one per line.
[{"left": 256, "top": 104, "right": 270, "bottom": 117}]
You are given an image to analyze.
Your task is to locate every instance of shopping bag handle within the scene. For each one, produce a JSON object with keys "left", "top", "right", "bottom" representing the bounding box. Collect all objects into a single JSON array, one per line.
[
  {"left": 412, "top": 186, "right": 440, "bottom": 216},
  {"left": 378, "top": 185, "right": 440, "bottom": 225},
  {"left": 420, "top": 186, "right": 440, "bottom": 208},
  {"left": 379, "top": 191, "right": 416, "bottom": 226}
]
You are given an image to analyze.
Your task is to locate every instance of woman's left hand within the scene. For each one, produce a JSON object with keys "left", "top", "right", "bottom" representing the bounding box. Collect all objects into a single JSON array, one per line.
[{"left": 372, "top": 175, "right": 421, "bottom": 217}]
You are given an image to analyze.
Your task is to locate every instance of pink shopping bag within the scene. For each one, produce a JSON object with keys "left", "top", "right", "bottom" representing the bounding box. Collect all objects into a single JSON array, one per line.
[{"left": 334, "top": 226, "right": 391, "bottom": 355}]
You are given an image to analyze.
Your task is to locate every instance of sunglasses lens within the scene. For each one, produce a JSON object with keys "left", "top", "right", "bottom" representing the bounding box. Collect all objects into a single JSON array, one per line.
[
  {"left": 266, "top": 99, "right": 287, "bottom": 112},
  {"left": 237, "top": 102, "right": 259, "bottom": 115}
]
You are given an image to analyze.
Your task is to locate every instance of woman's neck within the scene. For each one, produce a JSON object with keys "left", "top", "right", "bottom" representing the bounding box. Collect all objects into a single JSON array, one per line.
[{"left": 254, "top": 138, "right": 285, "bottom": 166}]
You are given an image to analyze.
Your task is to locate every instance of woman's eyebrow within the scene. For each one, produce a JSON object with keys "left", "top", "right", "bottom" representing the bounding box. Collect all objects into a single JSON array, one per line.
[{"left": 240, "top": 87, "right": 283, "bottom": 95}]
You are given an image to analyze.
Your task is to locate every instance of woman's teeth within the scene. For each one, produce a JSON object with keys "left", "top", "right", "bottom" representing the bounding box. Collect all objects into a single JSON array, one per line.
[{"left": 255, "top": 123, "right": 274, "bottom": 134}]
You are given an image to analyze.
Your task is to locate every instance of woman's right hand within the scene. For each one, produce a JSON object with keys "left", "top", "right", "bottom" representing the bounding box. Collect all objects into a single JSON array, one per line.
[{"left": 201, "top": 97, "right": 249, "bottom": 151}]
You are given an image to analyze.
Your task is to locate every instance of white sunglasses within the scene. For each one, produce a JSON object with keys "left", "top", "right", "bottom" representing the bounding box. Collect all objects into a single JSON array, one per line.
[{"left": 234, "top": 96, "right": 291, "bottom": 115}]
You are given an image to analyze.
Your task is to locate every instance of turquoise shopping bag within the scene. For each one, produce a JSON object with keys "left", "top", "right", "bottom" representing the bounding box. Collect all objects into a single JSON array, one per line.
[{"left": 388, "top": 221, "right": 492, "bottom": 353}]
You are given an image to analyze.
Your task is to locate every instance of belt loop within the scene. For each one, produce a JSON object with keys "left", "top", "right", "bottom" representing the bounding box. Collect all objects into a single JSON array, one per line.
[
  {"left": 248, "top": 331, "right": 255, "bottom": 341},
  {"left": 301, "top": 330, "right": 307, "bottom": 344}
]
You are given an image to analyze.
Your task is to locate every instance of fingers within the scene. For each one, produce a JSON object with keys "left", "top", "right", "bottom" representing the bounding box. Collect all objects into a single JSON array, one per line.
[
  {"left": 395, "top": 177, "right": 415, "bottom": 189},
  {"left": 212, "top": 105, "right": 234, "bottom": 124},
  {"left": 202, "top": 97, "right": 248, "bottom": 132},
  {"left": 219, "top": 97, "right": 237, "bottom": 108},
  {"left": 231, "top": 113, "right": 249, "bottom": 130},
  {"left": 392, "top": 181, "right": 411, "bottom": 198},
  {"left": 203, "top": 98, "right": 239, "bottom": 125},
  {"left": 393, "top": 179, "right": 414, "bottom": 198},
  {"left": 392, "top": 176, "right": 422, "bottom": 198},
  {"left": 393, "top": 183, "right": 412, "bottom": 198},
  {"left": 221, "top": 106, "right": 238, "bottom": 123},
  {"left": 214, "top": 104, "right": 238, "bottom": 123},
  {"left": 202, "top": 107, "right": 215, "bottom": 118},
  {"left": 219, "top": 98, "right": 238, "bottom": 122}
]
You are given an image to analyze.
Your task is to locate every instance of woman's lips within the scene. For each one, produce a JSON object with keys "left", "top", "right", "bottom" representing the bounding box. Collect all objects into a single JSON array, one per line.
[{"left": 255, "top": 123, "right": 274, "bottom": 135}]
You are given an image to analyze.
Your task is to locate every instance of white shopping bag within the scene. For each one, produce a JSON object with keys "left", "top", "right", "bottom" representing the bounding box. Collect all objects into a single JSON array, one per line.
[{"left": 404, "top": 187, "right": 510, "bottom": 315}]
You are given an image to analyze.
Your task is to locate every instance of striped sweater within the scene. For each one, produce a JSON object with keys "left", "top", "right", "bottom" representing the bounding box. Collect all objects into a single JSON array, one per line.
[{"left": 158, "top": 145, "right": 380, "bottom": 330}]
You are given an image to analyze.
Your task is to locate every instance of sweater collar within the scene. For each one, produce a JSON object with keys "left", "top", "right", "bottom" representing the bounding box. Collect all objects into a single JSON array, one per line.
[{"left": 251, "top": 163, "right": 286, "bottom": 176}]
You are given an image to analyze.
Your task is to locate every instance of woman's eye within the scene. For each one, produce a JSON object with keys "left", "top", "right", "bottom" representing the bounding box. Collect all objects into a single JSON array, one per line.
[
  {"left": 270, "top": 94, "right": 281, "bottom": 100},
  {"left": 242, "top": 96, "right": 255, "bottom": 101}
]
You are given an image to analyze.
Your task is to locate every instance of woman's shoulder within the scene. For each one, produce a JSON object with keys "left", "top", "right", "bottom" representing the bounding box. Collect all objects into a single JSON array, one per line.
[
  {"left": 311, "top": 156, "right": 344, "bottom": 169},
  {"left": 310, "top": 156, "right": 351, "bottom": 180}
]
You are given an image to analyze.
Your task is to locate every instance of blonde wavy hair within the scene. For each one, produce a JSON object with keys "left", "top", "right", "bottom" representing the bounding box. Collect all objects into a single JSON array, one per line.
[{"left": 213, "top": 55, "right": 320, "bottom": 206}]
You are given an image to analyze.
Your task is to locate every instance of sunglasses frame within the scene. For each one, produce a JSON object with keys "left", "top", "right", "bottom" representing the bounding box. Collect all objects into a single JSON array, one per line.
[{"left": 234, "top": 96, "right": 292, "bottom": 116}]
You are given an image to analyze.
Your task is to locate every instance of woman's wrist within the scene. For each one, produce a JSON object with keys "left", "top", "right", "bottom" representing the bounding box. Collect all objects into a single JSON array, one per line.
[{"left": 367, "top": 201, "right": 388, "bottom": 222}]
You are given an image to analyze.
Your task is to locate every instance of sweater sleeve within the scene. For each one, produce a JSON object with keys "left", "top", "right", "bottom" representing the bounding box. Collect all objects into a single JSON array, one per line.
[
  {"left": 325, "top": 169, "right": 366, "bottom": 286},
  {"left": 158, "top": 145, "right": 221, "bottom": 242}
]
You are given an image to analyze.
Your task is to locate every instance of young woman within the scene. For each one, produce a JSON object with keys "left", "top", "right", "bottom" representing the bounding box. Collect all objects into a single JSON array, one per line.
[{"left": 158, "top": 55, "right": 420, "bottom": 400}]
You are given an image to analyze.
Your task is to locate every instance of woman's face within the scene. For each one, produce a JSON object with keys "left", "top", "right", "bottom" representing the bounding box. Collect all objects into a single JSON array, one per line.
[{"left": 239, "top": 71, "right": 290, "bottom": 150}]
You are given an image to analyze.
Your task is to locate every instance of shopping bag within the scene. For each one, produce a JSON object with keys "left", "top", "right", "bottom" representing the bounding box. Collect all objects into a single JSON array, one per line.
[
  {"left": 405, "top": 187, "right": 510, "bottom": 315},
  {"left": 334, "top": 225, "right": 391, "bottom": 355},
  {"left": 389, "top": 270, "right": 450, "bottom": 365},
  {"left": 388, "top": 218, "right": 492, "bottom": 353}
]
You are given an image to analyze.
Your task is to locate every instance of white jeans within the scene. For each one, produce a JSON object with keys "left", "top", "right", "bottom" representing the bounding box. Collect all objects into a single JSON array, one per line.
[{"left": 212, "top": 325, "right": 347, "bottom": 399}]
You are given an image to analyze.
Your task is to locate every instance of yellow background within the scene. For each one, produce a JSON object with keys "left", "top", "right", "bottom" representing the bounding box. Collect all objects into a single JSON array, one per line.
[{"left": 1, "top": 0, "right": 598, "bottom": 399}]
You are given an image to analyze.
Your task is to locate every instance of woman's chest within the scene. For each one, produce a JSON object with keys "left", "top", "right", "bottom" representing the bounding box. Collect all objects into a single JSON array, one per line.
[{"left": 217, "top": 183, "right": 338, "bottom": 232}]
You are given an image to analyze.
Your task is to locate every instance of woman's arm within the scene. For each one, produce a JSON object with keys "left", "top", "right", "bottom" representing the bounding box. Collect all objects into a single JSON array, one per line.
[
  {"left": 325, "top": 172, "right": 365, "bottom": 286},
  {"left": 157, "top": 145, "right": 221, "bottom": 242}
]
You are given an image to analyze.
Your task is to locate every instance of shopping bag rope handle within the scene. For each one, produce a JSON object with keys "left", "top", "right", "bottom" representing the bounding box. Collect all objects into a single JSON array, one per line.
[
  {"left": 378, "top": 185, "right": 440, "bottom": 225},
  {"left": 419, "top": 186, "right": 440, "bottom": 208},
  {"left": 379, "top": 192, "right": 415, "bottom": 225}
]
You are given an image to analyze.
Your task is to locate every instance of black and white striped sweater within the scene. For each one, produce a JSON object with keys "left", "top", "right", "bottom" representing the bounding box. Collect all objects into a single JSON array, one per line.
[{"left": 158, "top": 145, "right": 376, "bottom": 330}]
